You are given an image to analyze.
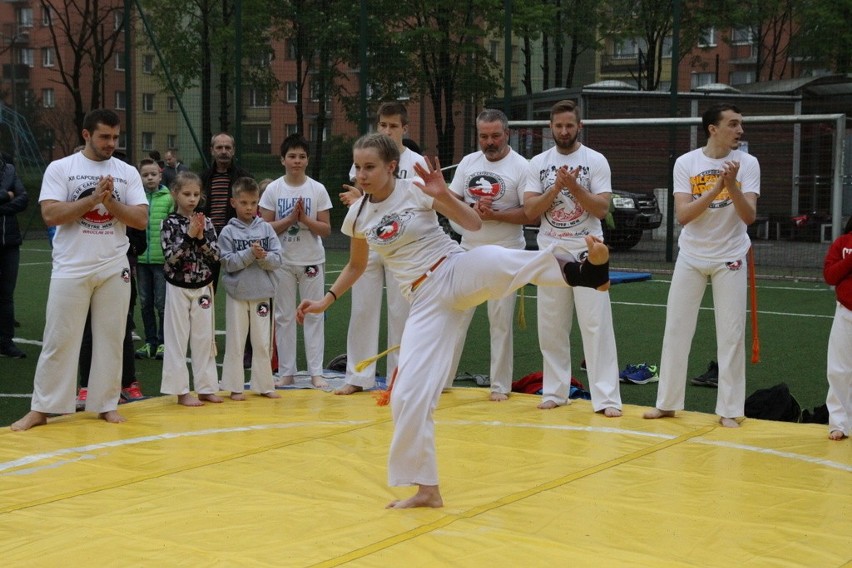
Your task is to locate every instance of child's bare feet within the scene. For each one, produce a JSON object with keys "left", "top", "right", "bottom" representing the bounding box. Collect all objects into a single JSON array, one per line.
[
  {"left": 275, "top": 375, "right": 294, "bottom": 387},
  {"left": 311, "top": 375, "right": 329, "bottom": 389},
  {"left": 178, "top": 393, "right": 204, "bottom": 407},
  {"left": 386, "top": 484, "right": 443, "bottom": 509},
  {"left": 719, "top": 417, "right": 740, "bottom": 428},
  {"left": 643, "top": 408, "right": 676, "bottom": 419},
  {"left": 230, "top": 392, "right": 246, "bottom": 401},
  {"left": 10, "top": 411, "right": 49, "bottom": 431},
  {"left": 262, "top": 391, "right": 281, "bottom": 399},
  {"left": 99, "top": 410, "right": 126, "bottom": 423},
  {"left": 490, "top": 392, "right": 509, "bottom": 402},
  {"left": 537, "top": 400, "right": 561, "bottom": 410},
  {"left": 828, "top": 430, "right": 847, "bottom": 440},
  {"left": 334, "top": 384, "right": 363, "bottom": 395},
  {"left": 603, "top": 407, "right": 623, "bottom": 417},
  {"left": 198, "top": 393, "right": 224, "bottom": 403},
  {"left": 584, "top": 235, "right": 609, "bottom": 265}
]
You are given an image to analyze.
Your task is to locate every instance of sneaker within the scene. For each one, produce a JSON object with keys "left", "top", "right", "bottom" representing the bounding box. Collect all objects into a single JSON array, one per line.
[
  {"left": 76, "top": 388, "right": 88, "bottom": 411},
  {"left": 624, "top": 363, "right": 659, "bottom": 385},
  {"left": 155, "top": 344, "right": 165, "bottom": 360},
  {"left": 690, "top": 360, "right": 719, "bottom": 387},
  {"left": 0, "top": 342, "right": 26, "bottom": 359},
  {"left": 619, "top": 363, "right": 639, "bottom": 383},
  {"left": 135, "top": 343, "right": 154, "bottom": 359},
  {"left": 121, "top": 381, "right": 144, "bottom": 401},
  {"left": 131, "top": 330, "right": 142, "bottom": 341}
]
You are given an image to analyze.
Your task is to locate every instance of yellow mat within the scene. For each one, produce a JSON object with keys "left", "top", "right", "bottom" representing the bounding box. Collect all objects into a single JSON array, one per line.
[{"left": 1, "top": 389, "right": 849, "bottom": 567}]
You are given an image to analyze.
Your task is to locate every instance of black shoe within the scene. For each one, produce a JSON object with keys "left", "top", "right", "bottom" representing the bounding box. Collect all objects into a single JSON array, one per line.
[
  {"left": 690, "top": 360, "right": 718, "bottom": 387},
  {"left": 0, "top": 343, "right": 26, "bottom": 359}
]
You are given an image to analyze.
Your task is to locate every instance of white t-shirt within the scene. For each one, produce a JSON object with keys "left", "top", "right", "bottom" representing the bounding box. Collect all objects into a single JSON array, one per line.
[
  {"left": 40, "top": 152, "right": 147, "bottom": 278},
  {"left": 341, "top": 178, "right": 461, "bottom": 300},
  {"left": 673, "top": 148, "right": 760, "bottom": 261},
  {"left": 348, "top": 147, "right": 428, "bottom": 181},
  {"left": 449, "top": 149, "right": 527, "bottom": 250},
  {"left": 525, "top": 145, "right": 611, "bottom": 255},
  {"left": 260, "top": 175, "right": 333, "bottom": 265}
]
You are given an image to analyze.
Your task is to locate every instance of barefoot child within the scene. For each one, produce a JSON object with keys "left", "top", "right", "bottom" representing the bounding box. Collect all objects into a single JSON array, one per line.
[
  {"left": 160, "top": 172, "right": 222, "bottom": 406},
  {"left": 218, "top": 178, "right": 283, "bottom": 400},
  {"left": 823, "top": 216, "right": 852, "bottom": 441}
]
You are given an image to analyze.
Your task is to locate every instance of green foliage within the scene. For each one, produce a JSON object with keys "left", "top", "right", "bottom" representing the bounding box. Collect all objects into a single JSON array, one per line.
[{"left": 792, "top": 0, "right": 852, "bottom": 73}]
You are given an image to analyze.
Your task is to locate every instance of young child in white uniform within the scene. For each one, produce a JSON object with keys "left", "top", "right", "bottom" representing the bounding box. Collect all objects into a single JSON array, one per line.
[
  {"left": 823, "top": 216, "right": 852, "bottom": 440},
  {"left": 260, "top": 134, "right": 332, "bottom": 388},
  {"left": 218, "top": 177, "right": 283, "bottom": 400},
  {"left": 160, "top": 172, "right": 222, "bottom": 407},
  {"left": 297, "top": 133, "right": 611, "bottom": 509}
]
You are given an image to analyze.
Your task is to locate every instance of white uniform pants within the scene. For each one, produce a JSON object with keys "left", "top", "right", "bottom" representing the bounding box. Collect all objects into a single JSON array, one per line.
[
  {"left": 221, "top": 295, "right": 275, "bottom": 394},
  {"left": 388, "top": 245, "right": 568, "bottom": 487},
  {"left": 826, "top": 302, "right": 852, "bottom": 436},
  {"left": 31, "top": 259, "right": 130, "bottom": 415},
  {"left": 537, "top": 285, "right": 622, "bottom": 410},
  {"left": 346, "top": 250, "right": 409, "bottom": 387},
  {"left": 275, "top": 263, "right": 325, "bottom": 377},
  {"left": 161, "top": 283, "right": 219, "bottom": 395},
  {"left": 656, "top": 252, "right": 748, "bottom": 418}
]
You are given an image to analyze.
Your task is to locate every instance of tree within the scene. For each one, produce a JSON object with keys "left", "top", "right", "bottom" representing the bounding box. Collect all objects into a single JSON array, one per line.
[
  {"left": 40, "top": 0, "right": 124, "bottom": 141},
  {"left": 792, "top": 0, "right": 852, "bottom": 74}
]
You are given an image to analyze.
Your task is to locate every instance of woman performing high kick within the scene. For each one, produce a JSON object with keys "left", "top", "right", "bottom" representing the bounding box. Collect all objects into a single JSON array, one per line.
[{"left": 297, "top": 133, "right": 610, "bottom": 509}]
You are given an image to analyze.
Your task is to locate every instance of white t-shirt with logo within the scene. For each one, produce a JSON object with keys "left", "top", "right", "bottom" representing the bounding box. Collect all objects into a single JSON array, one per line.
[
  {"left": 348, "top": 147, "right": 428, "bottom": 182},
  {"left": 260, "top": 175, "right": 333, "bottom": 265},
  {"left": 341, "top": 178, "right": 461, "bottom": 300},
  {"left": 40, "top": 152, "right": 147, "bottom": 278},
  {"left": 525, "top": 145, "right": 611, "bottom": 255},
  {"left": 449, "top": 149, "right": 527, "bottom": 250},
  {"left": 674, "top": 147, "right": 760, "bottom": 261}
]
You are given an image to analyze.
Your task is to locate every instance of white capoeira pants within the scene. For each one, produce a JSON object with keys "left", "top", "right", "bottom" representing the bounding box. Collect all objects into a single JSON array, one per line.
[
  {"left": 161, "top": 283, "right": 219, "bottom": 396},
  {"left": 826, "top": 302, "right": 852, "bottom": 436},
  {"left": 538, "top": 284, "right": 622, "bottom": 410},
  {"left": 346, "top": 249, "right": 409, "bottom": 387},
  {"left": 656, "top": 251, "right": 748, "bottom": 418},
  {"left": 275, "top": 263, "right": 325, "bottom": 377},
  {"left": 31, "top": 259, "right": 130, "bottom": 415},
  {"left": 388, "top": 245, "right": 571, "bottom": 487},
  {"left": 221, "top": 295, "right": 275, "bottom": 395}
]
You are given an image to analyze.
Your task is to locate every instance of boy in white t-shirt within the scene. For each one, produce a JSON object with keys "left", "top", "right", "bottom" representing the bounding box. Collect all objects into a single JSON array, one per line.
[{"left": 259, "top": 134, "right": 333, "bottom": 388}]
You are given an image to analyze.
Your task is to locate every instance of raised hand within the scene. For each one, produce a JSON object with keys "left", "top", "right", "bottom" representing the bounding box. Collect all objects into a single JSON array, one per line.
[{"left": 412, "top": 157, "right": 450, "bottom": 199}]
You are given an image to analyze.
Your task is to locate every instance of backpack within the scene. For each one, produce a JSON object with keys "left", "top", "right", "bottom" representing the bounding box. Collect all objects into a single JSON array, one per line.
[{"left": 744, "top": 383, "right": 801, "bottom": 422}]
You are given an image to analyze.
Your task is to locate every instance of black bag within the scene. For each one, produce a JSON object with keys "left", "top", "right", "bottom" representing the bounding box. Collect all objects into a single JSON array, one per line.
[{"left": 744, "top": 383, "right": 801, "bottom": 422}]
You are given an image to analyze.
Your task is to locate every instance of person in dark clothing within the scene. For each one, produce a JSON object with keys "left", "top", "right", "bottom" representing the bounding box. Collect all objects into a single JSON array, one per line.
[{"left": 0, "top": 155, "right": 29, "bottom": 358}]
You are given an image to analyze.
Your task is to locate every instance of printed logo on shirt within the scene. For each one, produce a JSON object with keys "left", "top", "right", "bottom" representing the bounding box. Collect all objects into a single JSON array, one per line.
[
  {"left": 538, "top": 165, "right": 589, "bottom": 230},
  {"left": 464, "top": 172, "right": 504, "bottom": 201},
  {"left": 304, "top": 265, "right": 319, "bottom": 278},
  {"left": 256, "top": 302, "right": 270, "bottom": 317},
  {"left": 366, "top": 211, "right": 413, "bottom": 246},
  {"left": 726, "top": 259, "right": 743, "bottom": 271},
  {"left": 73, "top": 185, "right": 121, "bottom": 232},
  {"left": 690, "top": 169, "right": 739, "bottom": 209},
  {"left": 199, "top": 295, "right": 212, "bottom": 309},
  {"left": 121, "top": 268, "right": 131, "bottom": 283}
]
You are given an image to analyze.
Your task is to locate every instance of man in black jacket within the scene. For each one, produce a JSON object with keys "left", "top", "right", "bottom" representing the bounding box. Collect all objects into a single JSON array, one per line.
[{"left": 0, "top": 154, "right": 29, "bottom": 358}]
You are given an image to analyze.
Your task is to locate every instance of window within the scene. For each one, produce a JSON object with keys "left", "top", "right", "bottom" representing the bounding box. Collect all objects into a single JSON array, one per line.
[
  {"left": 286, "top": 82, "right": 298, "bottom": 103},
  {"left": 249, "top": 88, "right": 270, "bottom": 108},
  {"left": 285, "top": 124, "right": 298, "bottom": 136},
  {"left": 167, "top": 134, "right": 177, "bottom": 149},
  {"left": 731, "top": 26, "right": 753, "bottom": 45},
  {"left": 143, "top": 54, "right": 154, "bottom": 74},
  {"left": 730, "top": 70, "right": 755, "bottom": 86},
  {"left": 41, "top": 5, "right": 51, "bottom": 26},
  {"left": 251, "top": 52, "right": 272, "bottom": 67},
  {"left": 613, "top": 37, "right": 644, "bottom": 59},
  {"left": 142, "top": 93, "right": 155, "bottom": 112},
  {"left": 167, "top": 97, "right": 177, "bottom": 111},
  {"left": 698, "top": 27, "right": 717, "bottom": 47},
  {"left": 690, "top": 72, "right": 715, "bottom": 89},
  {"left": 42, "top": 88, "right": 55, "bottom": 108},
  {"left": 19, "top": 49, "right": 34, "bottom": 67},
  {"left": 309, "top": 81, "right": 331, "bottom": 104},
  {"left": 661, "top": 36, "right": 673, "bottom": 58},
  {"left": 114, "top": 11, "right": 124, "bottom": 31},
  {"left": 490, "top": 40, "right": 500, "bottom": 60},
  {"left": 42, "top": 47, "right": 54, "bottom": 67},
  {"left": 115, "top": 53, "right": 125, "bottom": 71},
  {"left": 17, "top": 7, "right": 34, "bottom": 29},
  {"left": 285, "top": 40, "right": 297, "bottom": 60},
  {"left": 255, "top": 127, "right": 271, "bottom": 145},
  {"left": 142, "top": 132, "right": 154, "bottom": 151},
  {"left": 115, "top": 91, "right": 126, "bottom": 110},
  {"left": 118, "top": 132, "right": 127, "bottom": 149},
  {"left": 309, "top": 123, "right": 327, "bottom": 142}
]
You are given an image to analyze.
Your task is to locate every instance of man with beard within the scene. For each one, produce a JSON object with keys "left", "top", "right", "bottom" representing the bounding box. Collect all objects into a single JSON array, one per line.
[
  {"left": 524, "top": 100, "right": 623, "bottom": 416},
  {"left": 446, "top": 108, "right": 532, "bottom": 401}
]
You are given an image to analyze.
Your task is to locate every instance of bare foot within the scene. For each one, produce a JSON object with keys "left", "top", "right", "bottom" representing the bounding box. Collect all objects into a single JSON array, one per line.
[
  {"left": 311, "top": 375, "right": 329, "bottom": 389},
  {"left": 178, "top": 393, "right": 204, "bottom": 407},
  {"left": 10, "top": 411, "right": 49, "bottom": 431},
  {"left": 275, "top": 375, "right": 294, "bottom": 387},
  {"left": 537, "top": 400, "right": 560, "bottom": 410},
  {"left": 386, "top": 484, "right": 443, "bottom": 509},
  {"left": 829, "top": 430, "right": 847, "bottom": 440},
  {"left": 198, "top": 393, "right": 224, "bottom": 403},
  {"left": 719, "top": 417, "right": 740, "bottom": 428},
  {"left": 643, "top": 408, "right": 676, "bottom": 419},
  {"left": 262, "top": 391, "right": 281, "bottom": 399},
  {"left": 603, "top": 407, "right": 623, "bottom": 417},
  {"left": 490, "top": 392, "right": 509, "bottom": 402},
  {"left": 230, "top": 392, "right": 246, "bottom": 401},
  {"left": 334, "top": 384, "right": 363, "bottom": 395},
  {"left": 99, "top": 410, "right": 126, "bottom": 424}
]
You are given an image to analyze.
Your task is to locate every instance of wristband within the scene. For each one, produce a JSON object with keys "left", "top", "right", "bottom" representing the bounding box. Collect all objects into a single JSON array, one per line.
[{"left": 327, "top": 289, "right": 338, "bottom": 302}]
